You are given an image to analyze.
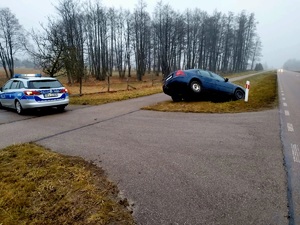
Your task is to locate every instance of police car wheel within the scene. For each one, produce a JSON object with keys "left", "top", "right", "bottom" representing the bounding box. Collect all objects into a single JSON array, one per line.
[{"left": 15, "top": 101, "right": 24, "bottom": 115}]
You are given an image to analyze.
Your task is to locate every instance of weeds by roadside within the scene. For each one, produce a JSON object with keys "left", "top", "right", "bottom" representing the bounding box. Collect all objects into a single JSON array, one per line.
[{"left": 0, "top": 143, "right": 135, "bottom": 225}]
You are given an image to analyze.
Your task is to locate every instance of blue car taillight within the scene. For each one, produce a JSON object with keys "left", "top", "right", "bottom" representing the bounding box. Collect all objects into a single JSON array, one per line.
[{"left": 175, "top": 70, "right": 186, "bottom": 76}]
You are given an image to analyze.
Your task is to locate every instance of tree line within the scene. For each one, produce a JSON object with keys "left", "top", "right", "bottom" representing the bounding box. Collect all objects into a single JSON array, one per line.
[
  {"left": 283, "top": 59, "right": 300, "bottom": 71},
  {"left": 0, "top": 0, "right": 262, "bottom": 82}
]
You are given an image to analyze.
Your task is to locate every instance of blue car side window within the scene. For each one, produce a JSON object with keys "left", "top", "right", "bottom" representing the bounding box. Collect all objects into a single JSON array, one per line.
[
  {"left": 199, "top": 70, "right": 212, "bottom": 78},
  {"left": 210, "top": 72, "right": 225, "bottom": 82}
]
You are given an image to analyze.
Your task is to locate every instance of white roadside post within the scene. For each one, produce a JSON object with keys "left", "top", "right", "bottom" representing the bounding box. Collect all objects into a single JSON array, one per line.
[{"left": 244, "top": 81, "right": 250, "bottom": 102}]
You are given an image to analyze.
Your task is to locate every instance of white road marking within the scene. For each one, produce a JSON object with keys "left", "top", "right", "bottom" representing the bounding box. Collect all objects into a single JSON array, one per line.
[
  {"left": 292, "top": 144, "right": 300, "bottom": 163},
  {"left": 287, "top": 123, "right": 294, "bottom": 132},
  {"left": 285, "top": 110, "right": 290, "bottom": 116},
  {"left": 282, "top": 97, "right": 286, "bottom": 101},
  {"left": 283, "top": 103, "right": 288, "bottom": 107},
  {"left": 282, "top": 93, "right": 285, "bottom": 96}
]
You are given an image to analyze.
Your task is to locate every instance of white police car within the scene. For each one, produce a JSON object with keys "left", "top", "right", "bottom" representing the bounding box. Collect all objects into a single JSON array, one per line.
[{"left": 0, "top": 74, "right": 69, "bottom": 114}]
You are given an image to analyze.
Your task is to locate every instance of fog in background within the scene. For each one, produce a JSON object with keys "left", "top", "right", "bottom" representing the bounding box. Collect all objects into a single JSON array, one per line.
[{"left": 2, "top": 0, "right": 300, "bottom": 69}]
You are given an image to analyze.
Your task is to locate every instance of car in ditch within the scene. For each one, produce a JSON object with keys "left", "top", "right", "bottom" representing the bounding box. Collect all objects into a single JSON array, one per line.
[
  {"left": 163, "top": 69, "right": 245, "bottom": 102},
  {"left": 0, "top": 74, "right": 69, "bottom": 114}
]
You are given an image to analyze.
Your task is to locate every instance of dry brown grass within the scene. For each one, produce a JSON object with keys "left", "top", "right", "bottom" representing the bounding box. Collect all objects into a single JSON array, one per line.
[
  {"left": 0, "top": 143, "right": 135, "bottom": 224},
  {"left": 69, "top": 85, "right": 162, "bottom": 105}
]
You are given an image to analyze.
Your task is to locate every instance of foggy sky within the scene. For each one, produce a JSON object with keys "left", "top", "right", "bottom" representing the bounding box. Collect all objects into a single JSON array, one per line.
[{"left": 2, "top": 0, "right": 300, "bottom": 68}]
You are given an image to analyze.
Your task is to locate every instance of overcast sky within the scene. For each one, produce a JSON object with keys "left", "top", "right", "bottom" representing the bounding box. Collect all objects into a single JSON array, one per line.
[{"left": 1, "top": 0, "right": 300, "bottom": 68}]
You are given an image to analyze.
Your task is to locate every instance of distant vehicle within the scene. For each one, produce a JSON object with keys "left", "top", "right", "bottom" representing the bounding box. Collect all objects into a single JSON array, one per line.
[
  {"left": 0, "top": 74, "right": 69, "bottom": 114},
  {"left": 163, "top": 69, "right": 245, "bottom": 102}
]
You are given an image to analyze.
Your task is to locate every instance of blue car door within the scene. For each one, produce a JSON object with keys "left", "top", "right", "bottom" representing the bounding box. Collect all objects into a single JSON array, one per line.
[
  {"left": 209, "top": 72, "right": 234, "bottom": 94},
  {"left": 197, "top": 70, "right": 217, "bottom": 91}
]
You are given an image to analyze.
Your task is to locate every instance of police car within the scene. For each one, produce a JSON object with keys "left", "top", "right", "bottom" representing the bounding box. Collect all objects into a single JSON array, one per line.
[{"left": 0, "top": 74, "right": 69, "bottom": 114}]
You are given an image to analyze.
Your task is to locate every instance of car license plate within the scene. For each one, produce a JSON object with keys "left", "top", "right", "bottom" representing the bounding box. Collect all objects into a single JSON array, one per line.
[{"left": 44, "top": 93, "right": 58, "bottom": 98}]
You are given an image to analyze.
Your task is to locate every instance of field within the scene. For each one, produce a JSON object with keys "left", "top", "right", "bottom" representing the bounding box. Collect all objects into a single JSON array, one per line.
[{"left": 0, "top": 68, "right": 162, "bottom": 94}]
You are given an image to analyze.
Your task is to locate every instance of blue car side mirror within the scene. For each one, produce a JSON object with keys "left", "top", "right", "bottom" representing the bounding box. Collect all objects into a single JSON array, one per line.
[{"left": 224, "top": 78, "right": 229, "bottom": 82}]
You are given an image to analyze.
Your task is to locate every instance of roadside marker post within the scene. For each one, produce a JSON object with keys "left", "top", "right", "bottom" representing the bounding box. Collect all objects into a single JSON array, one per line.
[{"left": 245, "top": 81, "right": 250, "bottom": 102}]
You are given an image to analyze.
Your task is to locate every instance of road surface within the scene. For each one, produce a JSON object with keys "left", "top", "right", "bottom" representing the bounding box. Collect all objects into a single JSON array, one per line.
[
  {"left": 278, "top": 70, "right": 300, "bottom": 224},
  {"left": 0, "top": 73, "right": 289, "bottom": 224}
]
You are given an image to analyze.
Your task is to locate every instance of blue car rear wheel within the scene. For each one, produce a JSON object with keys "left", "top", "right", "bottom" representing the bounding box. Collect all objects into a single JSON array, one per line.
[{"left": 190, "top": 81, "right": 201, "bottom": 93}]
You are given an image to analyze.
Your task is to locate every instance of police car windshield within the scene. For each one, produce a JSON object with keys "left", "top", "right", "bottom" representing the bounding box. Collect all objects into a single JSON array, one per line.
[{"left": 28, "top": 80, "right": 63, "bottom": 89}]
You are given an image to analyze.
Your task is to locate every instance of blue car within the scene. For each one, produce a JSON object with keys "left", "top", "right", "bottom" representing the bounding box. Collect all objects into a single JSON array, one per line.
[{"left": 163, "top": 69, "right": 245, "bottom": 102}]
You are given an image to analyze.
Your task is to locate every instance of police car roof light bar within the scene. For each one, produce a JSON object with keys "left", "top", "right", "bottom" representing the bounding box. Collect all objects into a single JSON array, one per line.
[{"left": 13, "top": 74, "right": 42, "bottom": 78}]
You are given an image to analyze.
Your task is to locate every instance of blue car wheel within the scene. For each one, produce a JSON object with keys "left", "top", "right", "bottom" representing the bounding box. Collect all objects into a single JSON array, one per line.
[
  {"left": 190, "top": 81, "right": 202, "bottom": 93},
  {"left": 234, "top": 89, "right": 245, "bottom": 100}
]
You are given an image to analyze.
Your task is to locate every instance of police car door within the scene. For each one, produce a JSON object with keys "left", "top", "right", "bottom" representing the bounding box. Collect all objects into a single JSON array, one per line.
[{"left": 0, "top": 80, "right": 13, "bottom": 107}]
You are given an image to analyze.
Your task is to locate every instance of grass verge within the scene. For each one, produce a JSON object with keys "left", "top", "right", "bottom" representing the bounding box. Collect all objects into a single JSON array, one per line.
[
  {"left": 142, "top": 71, "right": 278, "bottom": 113},
  {"left": 70, "top": 85, "right": 162, "bottom": 105},
  {"left": 0, "top": 143, "right": 135, "bottom": 225}
]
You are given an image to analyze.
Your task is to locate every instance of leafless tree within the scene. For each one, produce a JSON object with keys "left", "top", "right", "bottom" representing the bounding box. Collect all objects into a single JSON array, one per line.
[
  {"left": 25, "top": 21, "right": 65, "bottom": 77},
  {"left": 0, "top": 8, "right": 24, "bottom": 78},
  {"left": 85, "top": 1, "right": 109, "bottom": 81},
  {"left": 132, "top": 0, "right": 151, "bottom": 81},
  {"left": 250, "top": 37, "right": 262, "bottom": 70},
  {"left": 23, "top": 0, "right": 261, "bottom": 84},
  {"left": 55, "top": 0, "right": 86, "bottom": 90}
]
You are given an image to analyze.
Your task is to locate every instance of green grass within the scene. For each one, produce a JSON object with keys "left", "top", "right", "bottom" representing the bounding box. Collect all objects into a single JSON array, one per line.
[
  {"left": 143, "top": 71, "right": 277, "bottom": 113},
  {"left": 0, "top": 143, "right": 135, "bottom": 225}
]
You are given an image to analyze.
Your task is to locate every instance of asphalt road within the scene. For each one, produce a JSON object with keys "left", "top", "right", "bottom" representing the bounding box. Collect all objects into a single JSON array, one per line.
[
  {"left": 0, "top": 76, "right": 289, "bottom": 224},
  {"left": 278, "top": 70, "right": 300, "bottom": 224}
]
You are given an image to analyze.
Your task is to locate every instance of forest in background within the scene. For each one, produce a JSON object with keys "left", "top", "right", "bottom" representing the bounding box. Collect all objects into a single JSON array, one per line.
[{"left": 0, "top": 0, "right": 263, "bottom": 82}]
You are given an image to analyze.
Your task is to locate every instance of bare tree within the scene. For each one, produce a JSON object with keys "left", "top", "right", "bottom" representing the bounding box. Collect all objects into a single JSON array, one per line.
[
  {"left": 124, "top": 10, "right": 133, "bottom": 77},
  {"left": 250, "top": 36, "right": 262, "bottom": 70},
  {"left": 220, "top": 12, "right": 234, "bottom": 73},
  {"left": 113, "top": 9, "right": 127, "bottom": 78},
  {"left": 0, "top": 8, "right": 24, "bottom": 78},
  {"left": 29, "top": 0, "right": 261, "bottom": 84},
  {"left": 153, "top": 2, "right": 177, "bottom": 76},
  {"left": 85, "top": 1, "right": 109, "bottom": 81},
  {"left": 55, "top": 0, "right": 86, "bottom": 89},
  {"left": 25, "top": 21, "right": 65, "bottom": 77},
  {"left": 132, "top": 0, "right": 151, "bottom": 81}
]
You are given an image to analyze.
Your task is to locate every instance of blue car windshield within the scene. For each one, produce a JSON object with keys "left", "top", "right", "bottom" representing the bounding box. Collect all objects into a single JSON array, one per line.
[{"left": 28, "top": 80, "right": 63, "bottom": 89}]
